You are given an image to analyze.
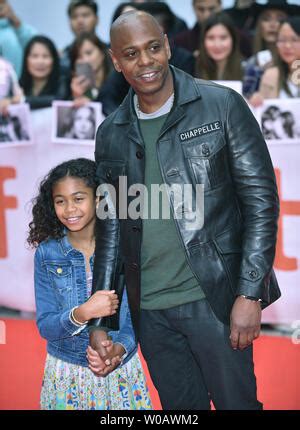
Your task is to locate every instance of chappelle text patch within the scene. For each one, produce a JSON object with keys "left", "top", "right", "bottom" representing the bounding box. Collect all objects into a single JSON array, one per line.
[{"left": 179, "top": 121, "right": 221, "bottom": 142}]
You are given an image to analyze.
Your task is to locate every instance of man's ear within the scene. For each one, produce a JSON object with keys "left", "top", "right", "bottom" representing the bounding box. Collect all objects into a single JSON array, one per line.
[
  {"left": 109, "top": 49, "right": 122, "bottom": 73},
  {"left": 164, "top": 34, "right": 171, "bottom": 61}
]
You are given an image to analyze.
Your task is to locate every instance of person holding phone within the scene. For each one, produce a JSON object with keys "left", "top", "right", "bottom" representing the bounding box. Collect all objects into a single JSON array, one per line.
[{"left": 70, "top": 32, "right": 112, "bottom": 105}]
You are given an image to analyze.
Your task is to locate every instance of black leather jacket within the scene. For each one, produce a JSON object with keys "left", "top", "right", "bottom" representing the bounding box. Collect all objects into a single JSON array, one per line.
[{"left": 91, "top": 66, "right": 280, "bottom": 338}]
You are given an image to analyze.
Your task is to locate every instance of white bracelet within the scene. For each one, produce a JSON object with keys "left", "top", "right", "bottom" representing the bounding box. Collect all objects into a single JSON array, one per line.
[{"left": 70, "top": 306, "right": 88, "bottom": 326}]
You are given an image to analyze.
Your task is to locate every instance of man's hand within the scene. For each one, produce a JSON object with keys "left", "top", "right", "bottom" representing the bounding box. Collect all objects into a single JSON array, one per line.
[
  {"left": 0, "top": 1, "right": 21, "bottom": 28},
  {"left": 87, "top": 342, "right": 125, "bottom": 377},
  {"left": 89, "top": 329, "right": 110, "bottom": 361},
  {"left": 230, "top": 296, "right": 262, "bottom": 350}
]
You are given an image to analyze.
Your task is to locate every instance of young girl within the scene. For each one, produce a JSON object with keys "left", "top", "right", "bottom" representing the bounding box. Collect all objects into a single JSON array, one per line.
[{"left": 28, "top": 158, "right": 152, "bottom": 410}]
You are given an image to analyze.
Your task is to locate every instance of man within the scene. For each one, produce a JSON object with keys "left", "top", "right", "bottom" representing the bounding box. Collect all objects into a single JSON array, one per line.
[
  {"left": 0, "top": 0, "right": 36, "bottom": 77},
  {"left": 173, "top": 0, "right": 222, "bottom": 56},
  {"left": 61, "top": 0, "right": 104, "bottom": 73},
  {"left": 89, "top": 11, "right": 280, "bottom": 410},
  {"left": 98, "top": 1, "right": 195, "bottom": 115}
]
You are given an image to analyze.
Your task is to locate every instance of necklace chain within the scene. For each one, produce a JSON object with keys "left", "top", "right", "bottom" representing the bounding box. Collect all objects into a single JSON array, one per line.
[{"left": 135, "top": 93, "right": 175, "bottom": 119}]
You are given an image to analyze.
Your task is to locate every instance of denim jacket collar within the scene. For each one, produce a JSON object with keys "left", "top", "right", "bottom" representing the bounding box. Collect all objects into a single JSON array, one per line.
[
  {"left": 58, "top": 233, "right": 95, "bottom": 267},
  {"left": 59, "top": 234, "right": 74, "bottom": 256}
]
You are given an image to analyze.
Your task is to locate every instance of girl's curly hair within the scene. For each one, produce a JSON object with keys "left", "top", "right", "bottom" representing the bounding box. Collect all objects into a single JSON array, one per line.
[{"left": 27, "top": 158, "right": 97, "bottom": 247}]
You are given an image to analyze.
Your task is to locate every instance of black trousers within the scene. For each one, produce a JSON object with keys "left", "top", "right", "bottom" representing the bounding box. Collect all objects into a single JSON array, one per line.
[{"left": 139, "top": 299, "right": 263, "bottom": 410}]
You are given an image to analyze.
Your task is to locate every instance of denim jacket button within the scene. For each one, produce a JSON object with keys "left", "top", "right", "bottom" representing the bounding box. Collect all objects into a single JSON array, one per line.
[{"left": 56, "top": 267, "right": 63, "bottom": 274}]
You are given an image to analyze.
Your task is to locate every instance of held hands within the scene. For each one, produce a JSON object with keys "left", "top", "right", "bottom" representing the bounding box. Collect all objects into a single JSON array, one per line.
[
  {"left": 230, "top": 295, "right": 262, "bottom": 350},
  {"left": 87, "top": 342, "right": 125, "bottom": 377}
]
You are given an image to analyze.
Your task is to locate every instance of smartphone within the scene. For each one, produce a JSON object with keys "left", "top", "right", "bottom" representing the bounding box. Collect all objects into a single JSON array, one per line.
[{"left": 75, "top": 62, "right": 95, "bottom": 88}]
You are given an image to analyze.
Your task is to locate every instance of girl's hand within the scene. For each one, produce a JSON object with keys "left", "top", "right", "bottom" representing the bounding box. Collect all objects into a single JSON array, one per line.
[
  {"left": 71, "top": 75, "right": 91, "bottom": 99},
  {"left": 74, "top": 290, "right": 119, "bottom": 322}
]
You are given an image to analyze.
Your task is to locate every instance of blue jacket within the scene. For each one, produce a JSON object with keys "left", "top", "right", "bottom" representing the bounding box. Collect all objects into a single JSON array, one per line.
[{"left": 34, "top": 235, "right": 137, "bottom": 367}]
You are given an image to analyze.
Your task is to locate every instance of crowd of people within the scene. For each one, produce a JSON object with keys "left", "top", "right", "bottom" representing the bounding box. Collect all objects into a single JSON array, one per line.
[{"left": 1, "top": 0, "right": 300, "bottom": 118}]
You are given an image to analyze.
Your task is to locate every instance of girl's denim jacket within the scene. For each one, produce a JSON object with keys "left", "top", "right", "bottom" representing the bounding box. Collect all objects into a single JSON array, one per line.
[{"left": 34, "top": 235, "right": 137, "bottom": 367}]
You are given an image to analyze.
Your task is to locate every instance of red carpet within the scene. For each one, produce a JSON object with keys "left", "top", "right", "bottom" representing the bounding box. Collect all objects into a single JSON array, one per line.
[{"left": 0, "top": 319, "right": 299, "bottom": 410}]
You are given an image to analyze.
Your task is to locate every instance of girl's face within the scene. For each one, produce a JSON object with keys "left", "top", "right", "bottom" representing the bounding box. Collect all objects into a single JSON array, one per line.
[
  {"left": 204, "top": 24, "right": 233, "bottom": 63},
  {"left": 277, "top": 23, "right": 300, "bottom": 66},
  {"left": 27, "top": 43, "right": 54, "bottom": 80},
  {"left": 53, "top": 177, "right": 96, "bottom": 233},
  {"left": 73, "top": 107, "right": 94, "bottom": 140},
  {"left": 260, "top": 9, "right": 287, "bottom": 44},
  {"left": 77, "top": 40, "right": 105, "bottom": 73}
]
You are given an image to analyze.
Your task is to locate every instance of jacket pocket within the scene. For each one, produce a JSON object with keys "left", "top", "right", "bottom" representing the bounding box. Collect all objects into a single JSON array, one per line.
[
  {"left": 213, "top": 228, "right": 242, "bottom": 294},
  {"left": 96, "top": 159, "right": 126, "bottom": 184},
  {"left": 46, "top": 263, "right": 73, "bottom": 310},
  {"left": 182, "top": 134, "right": 230, "bottom": 190}
]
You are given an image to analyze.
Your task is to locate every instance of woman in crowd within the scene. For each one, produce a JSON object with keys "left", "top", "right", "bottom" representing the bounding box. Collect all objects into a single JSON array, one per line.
[
  {"left": 19, "top": 35, "right": 68, "bottom": 109},
  {"left": 70, "top": 33, "right": 112, "bottom": 104},
  {"left": 195, "top": 12, "right": 243, "bottom": 81},
  {"left": 242, "top": 0, "right": 293, "bottom": 99},
  {"left": 249, "top": 16, "right": 300, "bottom": 105}
]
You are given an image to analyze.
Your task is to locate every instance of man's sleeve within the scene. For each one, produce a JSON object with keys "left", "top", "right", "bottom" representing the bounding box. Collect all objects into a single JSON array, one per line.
[
  {"left": 89, "top": 125, "right": 121, "bottom": 333},
  {"left": 225, "top": 90, "right": 280, "bottom": 302}
]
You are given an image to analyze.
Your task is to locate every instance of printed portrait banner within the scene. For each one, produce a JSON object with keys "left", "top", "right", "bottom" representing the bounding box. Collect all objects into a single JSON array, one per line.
[
  {"left": 0, "top": 107, "right": 299, "bottom": 324},
  {"left": 0, "top": 103, "right": 33, "bottom": 147}
]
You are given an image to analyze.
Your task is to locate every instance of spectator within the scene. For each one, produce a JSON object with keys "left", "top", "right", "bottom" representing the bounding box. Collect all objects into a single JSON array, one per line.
[
  {"left": 195, "top": 13, "right": 243, "bottom": 81},
  {"left": 20, "top": 36, "right": 68, "bottom": 110},
  {"left": 225, "top": 0, "right": 256, "bottom": 33},
  {"left": 131, "top": 0, "right": 188, "bottom": 37},
  {"left": 0, "top": 57, "right": 24, "bottom": 114},
  {"left": 0, "top": 0, "right": 36, "bottom": 77},
  {"left": 249, "top": 16, "right": 300, "bottom": 105},
  {"left": 61, "top": 0, "right": 106, "bottom": 74},
  {"left": 111, "top": 2, "right": 144, "bottom": 23},
  {"left": 173, "top": 0, "right": 222, "bottom": 58},
  {"left": 70, "top": 33, "right": 112, "bottom": 104},
  {"left": 242, "top": 0, "right": 294, "bottom": 99}
]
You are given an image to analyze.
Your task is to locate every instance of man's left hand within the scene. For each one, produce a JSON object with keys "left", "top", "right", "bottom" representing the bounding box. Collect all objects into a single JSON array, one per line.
[
  {"left": 87, "top": 342, "right": 125, "bottom": 377},
  {"left": 230, "top": 296, "right": 262, "bottom": 350}
]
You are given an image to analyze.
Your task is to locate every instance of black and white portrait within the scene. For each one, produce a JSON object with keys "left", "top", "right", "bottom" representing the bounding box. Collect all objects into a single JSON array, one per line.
[
  {"left": 256, "top": 100, "right": 300, "bottom": 141},
  {"left": 0, "top": 103, "right": 32, "bottom": 147},
  {"left": 52, "top": 101, "right": 104, "bottom": 144}
]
